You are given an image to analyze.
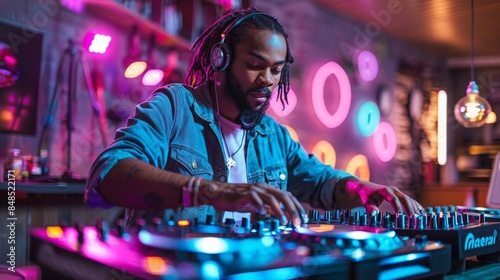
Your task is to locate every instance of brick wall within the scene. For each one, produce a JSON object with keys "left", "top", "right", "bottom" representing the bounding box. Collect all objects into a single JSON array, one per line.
[{"left": 0, "top": 0, "right": 447, "bottom": 196}]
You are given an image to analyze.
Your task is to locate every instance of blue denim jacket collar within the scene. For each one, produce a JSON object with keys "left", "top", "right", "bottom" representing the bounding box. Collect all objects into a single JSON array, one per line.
[{"left": 191, "top": 83, "right": 216, "bottom": 124}]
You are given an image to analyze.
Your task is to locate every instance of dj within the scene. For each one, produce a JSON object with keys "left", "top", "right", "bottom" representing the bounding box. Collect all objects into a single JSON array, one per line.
[{"left": 85, "top": 7, "right": 423, "bottom": 228}]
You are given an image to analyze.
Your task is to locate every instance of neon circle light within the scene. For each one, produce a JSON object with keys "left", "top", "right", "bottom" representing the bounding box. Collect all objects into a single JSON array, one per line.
[
  {"left": 345, "top": 154, "right": 370, "bottom": 181},
  {"left": 373, "top": 121, "right": 397, "bottom": 162},
  {"left": 270, "top": 87, "right": 297, "bottom": 117},
  {"left": 357, "top": 101, "right": 380, "bottom": 137},
  {"left": 357, "top": 50, "right": 378, "bottom": 82},
  {"left": 312, "top": 61, "right": 352, "bottom": 128},
  {"left": 311, "top": 140, "right": 336, "bottom": 168}
]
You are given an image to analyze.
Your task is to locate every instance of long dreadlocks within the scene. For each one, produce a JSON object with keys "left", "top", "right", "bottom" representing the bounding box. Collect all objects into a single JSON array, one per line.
[{"left": 184, "top": 7, "right": 294, "bottom": 110}]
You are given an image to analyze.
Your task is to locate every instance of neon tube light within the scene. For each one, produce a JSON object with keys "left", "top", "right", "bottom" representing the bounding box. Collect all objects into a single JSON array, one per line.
[
  {"left": 312, "top": 61, "right": 352, "bottom": 128},
  {"left": 311, "top": 140, "right": 337, "bottom": 168},
  {"left": 437, "top": 90, "right": 447, "bottom": 165},
  {"left": 345, "top": 154, "right": 370, "bottom": 181},
  {"left": 373, "top": 121, "right": 397, "bottom": 162}
]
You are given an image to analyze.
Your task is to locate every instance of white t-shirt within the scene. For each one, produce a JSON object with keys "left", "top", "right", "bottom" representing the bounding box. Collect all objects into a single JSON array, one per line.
[{"left": 219, "top": 116, "right": 251, "bottom": 223}]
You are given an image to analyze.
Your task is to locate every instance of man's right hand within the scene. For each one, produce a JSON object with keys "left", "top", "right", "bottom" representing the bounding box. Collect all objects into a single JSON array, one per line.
[{"left": 199, "top": 180, "right": 307, "bottom": 227}]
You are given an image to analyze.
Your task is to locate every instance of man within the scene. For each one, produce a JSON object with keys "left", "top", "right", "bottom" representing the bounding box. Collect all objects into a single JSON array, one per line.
[{"left": 85, "top": 8, "right": 423, "bottom": 228}]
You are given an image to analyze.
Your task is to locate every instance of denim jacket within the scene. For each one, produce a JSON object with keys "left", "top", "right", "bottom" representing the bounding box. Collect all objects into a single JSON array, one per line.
[{"left": 85, "top": 83, "right": 357, "bottom": 223}]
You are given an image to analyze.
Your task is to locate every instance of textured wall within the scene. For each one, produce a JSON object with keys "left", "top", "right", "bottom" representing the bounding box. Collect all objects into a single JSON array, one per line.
[
  {"left": 253, "top": 0, "right": 446, "bottom": 197},
  {"left": 0, "top": 0, "right": 191, "bottom": 179}
]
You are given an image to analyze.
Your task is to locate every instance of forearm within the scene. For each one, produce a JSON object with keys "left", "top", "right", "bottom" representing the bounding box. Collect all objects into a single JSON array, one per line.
[
  {"left": 96, "top": 158, "right": 192, "bottom": 209},
  {"left": 333, "top": 178, "right": 362, "bottom": 209}
]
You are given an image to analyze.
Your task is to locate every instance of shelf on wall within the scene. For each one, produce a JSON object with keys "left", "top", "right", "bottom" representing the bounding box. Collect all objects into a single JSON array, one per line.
[{"left": 76, "top": 0, "right": 192, "bottom": 50}]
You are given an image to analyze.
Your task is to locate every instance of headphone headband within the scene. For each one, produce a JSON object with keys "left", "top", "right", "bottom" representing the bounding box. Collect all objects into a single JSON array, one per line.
[
  {"left": 219, "top": 12, "right": 267, "bottom": 44},
  {"left": 210, "top": 11, "right": 270, "bottom": 72}
]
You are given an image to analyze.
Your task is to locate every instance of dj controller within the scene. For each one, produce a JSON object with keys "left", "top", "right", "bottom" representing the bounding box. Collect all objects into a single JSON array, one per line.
[{"left": 29, "top": 205, "right": 500, "bottom": 280}]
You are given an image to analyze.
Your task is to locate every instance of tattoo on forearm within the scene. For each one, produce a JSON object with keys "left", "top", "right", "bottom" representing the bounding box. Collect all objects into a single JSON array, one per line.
[
  {"left": 128, "top": 165, "right": 143, "bottom": 178},
  {"left": 142, "top": 192, "right": 164, "bottom": 208}
]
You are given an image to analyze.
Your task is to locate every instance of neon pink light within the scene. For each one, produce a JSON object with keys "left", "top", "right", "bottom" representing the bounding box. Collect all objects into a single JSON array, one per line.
[
  {"left": 142, "top": 69, "right": 164, "bottom": 86},
  {"left": 61, "top": 0, "right": 84, "bottom": 13},
  {"left": 88, "top": 34, "right": 111, "bottom": 54},
  {"left": 270, "top": 87, "right": 297, "bottom": 117},
  {"left": 357, "top": 50, "right": 378, "bottom": 82},
  {"left": 4, "top": 55, "right": 16, "bottom": 66},
  {"left": 373, "top": 121, "right": 397, "bottom": 162},
  {"left": 312, "top": 61, "right": 351, "bottom": 128}
]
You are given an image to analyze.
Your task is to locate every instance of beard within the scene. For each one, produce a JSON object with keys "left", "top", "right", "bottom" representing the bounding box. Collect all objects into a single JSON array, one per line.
[
  {"left": 224, "top": 69, "right": 272, "bottom": 112},
  {"left": 224, "top": 69, "right": 249, "bottom": 112},
  {"left": 223, "top": 70, "right": 272, "bottom": 129}
]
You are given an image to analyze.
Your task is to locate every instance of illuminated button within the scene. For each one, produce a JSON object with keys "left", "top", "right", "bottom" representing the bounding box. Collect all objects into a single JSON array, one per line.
[
  {"left": 279, "top": 173, "right": 286, "bottom": 181},
  {"left": 178, "top": 220, "right": 190, "bottom": 227},
  {"left": 143, "top": 256, "right": 167, "bottom": 275},
  {"left": 46, "top": 226, "right": 63, "bottom": 238}
]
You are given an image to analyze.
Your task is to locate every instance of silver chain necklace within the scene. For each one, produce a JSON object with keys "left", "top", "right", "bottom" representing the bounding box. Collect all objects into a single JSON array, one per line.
[{"left": 214, "top": 84, "right": 246, "bottom": 169}]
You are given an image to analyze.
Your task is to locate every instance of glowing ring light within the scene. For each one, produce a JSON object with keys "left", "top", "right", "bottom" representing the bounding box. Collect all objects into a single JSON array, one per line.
[
  {"left": 312, "top": 61, "right": 352, "bottom": 128},
  {"left": 373, "top": 122, "right": 397, "bottom": 162},
  {"left": 311, "top": 140, "right": 336, "bottom": 167},
  {"left": 270, "top": 87, "right": 297, "bottom": 117},
  {"left": 345, "top": 154, "right": 370, "bottom": 181},
  {"left": 356, "top": 50, "right": 378, "bottom": 82},
  {"left": 357, "top": 101, "right": 380, "bottom": 137},
  {"left": 284, "top": 125, "right": 299, "bottom": 142}
]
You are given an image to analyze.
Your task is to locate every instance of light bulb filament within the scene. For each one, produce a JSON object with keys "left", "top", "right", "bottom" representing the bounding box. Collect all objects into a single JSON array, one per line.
[
  {"left": 464, "top": 102, "right": 481, "bottom": 118},
  {"left": 454, "top": 81, "right": 492, "bottom": 128}
]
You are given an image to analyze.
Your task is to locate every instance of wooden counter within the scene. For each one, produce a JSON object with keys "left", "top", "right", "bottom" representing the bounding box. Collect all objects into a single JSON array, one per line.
[
  {"left": 419, "top": 181, "right": 490, "bottom": 208},
  {"left": 0, "top": 181, "right": 122, "bottom": 267},
  {"left": 0, "top": 181, "right": 86, "bottom": 194}
]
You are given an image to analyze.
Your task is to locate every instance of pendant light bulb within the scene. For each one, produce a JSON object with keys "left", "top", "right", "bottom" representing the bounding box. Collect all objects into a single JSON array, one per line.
[
  {"left": 454, "top": 0, "right": 492, "bottom": 128},
  {"left": 454, "top": 81, "right": 491, "bottom": 128}
]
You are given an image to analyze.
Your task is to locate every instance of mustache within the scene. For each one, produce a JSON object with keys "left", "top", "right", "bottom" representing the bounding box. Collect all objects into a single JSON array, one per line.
[{"left": 249, "top": 87, "right": 272, "bottom": 97}]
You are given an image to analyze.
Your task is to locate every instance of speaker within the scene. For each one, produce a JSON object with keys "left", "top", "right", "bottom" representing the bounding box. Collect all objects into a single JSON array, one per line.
[
  {"left": 487, "top": 152, "right": 500, "bottom": 208},
  {"left": 210, "top": 12, "right": 266, "bottom": 71}
]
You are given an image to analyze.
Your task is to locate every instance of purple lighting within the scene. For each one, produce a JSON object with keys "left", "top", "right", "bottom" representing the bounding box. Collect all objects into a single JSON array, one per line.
[
  {"left": 88, "top": 34, "right": 111, "bottom": 54},
  {"left": 142, "top": 69, "right": 164, "bottom": 86},
  {"left": 270, "top": 87, "right": 297, "bottom": 117},
  {"left": 60, "top": 0, "right": 84, "bottom": 13}
]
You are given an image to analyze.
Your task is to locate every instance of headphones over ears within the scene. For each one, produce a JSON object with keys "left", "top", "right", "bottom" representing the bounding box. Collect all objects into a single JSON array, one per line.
[{"left": 210, "top": 12, "right": 267, "bottom": 72}]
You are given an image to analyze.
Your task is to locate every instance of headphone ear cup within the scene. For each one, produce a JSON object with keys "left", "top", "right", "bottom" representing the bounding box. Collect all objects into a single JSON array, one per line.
[{"left": 210, "top": 42, "right": 230, "bottom": 71}]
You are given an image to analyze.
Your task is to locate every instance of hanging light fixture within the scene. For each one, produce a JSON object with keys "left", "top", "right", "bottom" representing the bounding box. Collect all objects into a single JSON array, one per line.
[
  {"left": 123, "top": 25, "right": 147, "bottom": 78},
  {"left": 454, "top": 0, "right": 492, "bottom": 128},
  {"left": 142, "top": 33, "right": 164, "bottom": 86}
]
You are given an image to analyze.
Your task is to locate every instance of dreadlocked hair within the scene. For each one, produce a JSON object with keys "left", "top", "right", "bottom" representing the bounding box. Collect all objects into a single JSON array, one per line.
[{"left": 185, "top": 7, "right": 294, "bottom": 110}]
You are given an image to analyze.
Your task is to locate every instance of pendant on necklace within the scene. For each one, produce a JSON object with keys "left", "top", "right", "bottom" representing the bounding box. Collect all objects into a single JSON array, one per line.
[{"left": 226, "top": 157, "right": 236, "bottom": 169}]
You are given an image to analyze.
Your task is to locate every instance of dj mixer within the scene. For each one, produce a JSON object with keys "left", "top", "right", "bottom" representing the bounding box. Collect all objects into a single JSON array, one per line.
[{"left": 29, "top": 205, "right": 500, "bottom": 280}]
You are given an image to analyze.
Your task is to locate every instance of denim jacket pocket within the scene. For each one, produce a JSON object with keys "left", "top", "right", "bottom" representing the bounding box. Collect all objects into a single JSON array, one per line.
[
  {"left": 264, "top": 164, "right": 288, "bottom": 190},
  {"left": 170, "top": 146, "right": 214, "bottom": 177}
]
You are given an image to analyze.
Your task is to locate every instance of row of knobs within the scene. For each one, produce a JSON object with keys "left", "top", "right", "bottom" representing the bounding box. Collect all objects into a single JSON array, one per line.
[
  {"left": 306, "top": 209, "right": 487, "bottom": 230},
  {"left": 73, "top": 205, "right": 490, "bottom": 245},
  {"left": 83, "top": 214, "right": 286, "bottom": 243}
]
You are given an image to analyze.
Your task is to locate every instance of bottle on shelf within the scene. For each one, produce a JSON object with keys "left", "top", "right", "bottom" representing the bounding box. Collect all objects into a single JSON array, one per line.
[
  {"left": 39, "top": 149, "right": 49, "bottom": 177},
  {"left": 21, "top": 154, "right": 33, "bottom": 181},
  {"left": 3, "top": 148, "right": 23, "bottom": 181},
  {"left": 30, "top": 156, "right": 42, "bottom": 179}
]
